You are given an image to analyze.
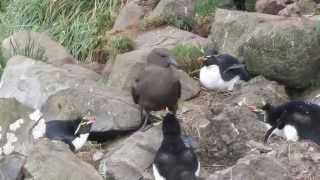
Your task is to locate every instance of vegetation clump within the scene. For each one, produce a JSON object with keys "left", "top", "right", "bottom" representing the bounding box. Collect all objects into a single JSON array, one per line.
[
  {"left": 171, "top": 43, "right": 203, "bottom": 75},
  {"left": 0, "top": 0, "right": 120, "bottom": 62}
]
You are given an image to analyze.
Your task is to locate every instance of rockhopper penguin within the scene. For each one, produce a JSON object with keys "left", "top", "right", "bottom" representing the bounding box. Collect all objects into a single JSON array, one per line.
[
  {"left": 197, "top": 48, "right": 250, "bottom": 91},
  {"left": 251, "top": 101, "right": 320, "bottom": 144},
  {"left": 153, "top": 113, "right": 200, "bottom": 180},
  {"left": 45, "top": 110, "right": 96, "bottom": 151}
]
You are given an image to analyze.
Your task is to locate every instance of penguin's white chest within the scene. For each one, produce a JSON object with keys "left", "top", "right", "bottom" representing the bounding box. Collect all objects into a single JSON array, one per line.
[
  {"left": 199, "top": 65, "right": 240, "bottom": 91},
  {"left": 263, "top": 123, "right": 299, "bottom": 142}
]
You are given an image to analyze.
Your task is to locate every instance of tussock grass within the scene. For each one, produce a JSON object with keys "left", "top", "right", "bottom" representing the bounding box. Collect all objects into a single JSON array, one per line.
[
  {"left": 107, "top": 35, "right": 135, "bottom": 58},
  {"left": 171, "top": 43, "right": 203, "bottom": 75},
  {"left": 9, "top": 36, "right": 48, "bottom": 62},
  {"left": 141, "top": 15, "right": 193, "bottom": 32},
  {"left": 0, "top": 0, "right": 120, "bottom": 62},
  {"left": 194, "top": 0, "right": 223, "bottom": 17}
]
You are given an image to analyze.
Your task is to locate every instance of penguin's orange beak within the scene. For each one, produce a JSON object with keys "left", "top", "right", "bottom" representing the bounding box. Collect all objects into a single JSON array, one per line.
[{"left": 197, "top": 56, "right": 205, "bottom": 65}]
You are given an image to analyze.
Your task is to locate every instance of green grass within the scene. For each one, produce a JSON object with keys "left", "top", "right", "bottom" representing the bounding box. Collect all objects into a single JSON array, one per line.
[
  {"left": 107, "top": 36, "right": 135, "bottom": 58},
  {"left": 9, "top": 35, "right": 48, "bottom": 62},
  {"left": 0, "top": 0, "right": 120, "bottom": 62},
  {"left": 194, "top": 0, "right": 223, "bottom": 17},
  {"left": 141, "top": 15, "right": 193, "bottom": 32},
  {"left": 171, "top": 43, "right": 204, "bottom": 74}
]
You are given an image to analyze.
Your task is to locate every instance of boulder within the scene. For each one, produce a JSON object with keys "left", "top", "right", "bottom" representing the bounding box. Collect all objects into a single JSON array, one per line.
[
  {"left": 207, "top": 154, "right": 293, "bottom": 180},
  {"left": 206, "top": 141, "right": 320, "bottom": 179},
  {"left": 270, "top": 141, "right": 320, "bottom": 179},
  {"left": 1, "top": 31, "right": 76, "bottom": 66},
  {"left": 0, "top": 98, "right": 45, "bottom": 156},
  {"left": 149, "top": 0, "right": 197, "bottom": 20},
  {"left": 199, "top": 76, "right": 288, "bottom": 166},
  {"left": 135, "top": 26, "right": 209, "bottom": 50},
  {"left": 302, "top": 87, "right": 320, "bottom": 105},
  {"left": 0, "top": 154, "right": 25, "bottom": 180},
  {"left": 111, "top": 0, "right": 146, "bottom": 32},
  {"left": 41, "top": 86, "right": 141, "bottom": 133},
  {"left": 111, "top": 0, "right": 160, "bottom": 32},
  {"left": 279, "top": 0, "right": 318, "bottom": 16},
  {"left": 210, "top": 9, "right": 320, "bottom": 88},
  {"left": 256, "top": 0, "right": 286, "bottom": 15},
  {"left": 23, "top": 139, "right": 103, "bottom": 180},
  {"left": 107, "top": 48, "right": 200, "bottom": 100},
  {"left": 228, "top": 76, "right": 289, "bottom": 107},
  {"left": 0, "top": 56, "right": 102, "bottom": 109},
  {"left": 99, "top": 126, "right": 162, "bottom": 180}
]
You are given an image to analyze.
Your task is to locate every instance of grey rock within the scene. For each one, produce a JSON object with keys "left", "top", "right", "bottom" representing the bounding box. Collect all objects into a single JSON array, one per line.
[
  {"left": 23, "top": 139, "right": 103, "bottom": 180},
  {"left": 135, "top": 26, "right": 209, "bottom": 50},
  {"left": 207, "top": 154, "right": 293, "bottom": 180},
  {"left": 256, "top": 0, "right": 286, "bottom": 15},
  {"left": 111, "top": 0, "right": 159, "bottom": 32},
  {"left": 111, "top": 0, "right": 145, "bottom": 32},
  {"left": 279, "top": 0, "right": 318, "bottom": 16},
  {"left": 107, "top": 48, "right": 200, "bottom": 101},
  {"left": 0, "top": 154, "right": 25, "bottom": 180},
  {"left": 0, "top": 98, "right": 45, "bottom": 156},
  {"left": 41, "top": 86, "right": 141, "bottom": 132},
  {"left": 210, "top": 9, "right": 320, "bottom": 88},
  {"left": 149, "top": 0, "right": 197, "bottom": 20},
  {"left": 1, "top": 31, "right": 76, "bottom": 66},
  {"left": 268, "top": 141, "right": 320, "bottom": 179},
  {"left": 0, "top": 56, "right": 102, "bottom": 109},
  {"left": 99, "top": 126, "right": 162, "bottom": 180},
  {"left": 228, "top": 76, "right": 289, "bottom": 107},
  {"left": 200, "top": 76, "right": 288, "bottom": 165}
]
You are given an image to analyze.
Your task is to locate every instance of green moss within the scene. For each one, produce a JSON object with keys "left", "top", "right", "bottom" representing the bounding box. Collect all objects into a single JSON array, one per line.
[{"left": 171, "top": 43, "right": 203, "bottom": 74}]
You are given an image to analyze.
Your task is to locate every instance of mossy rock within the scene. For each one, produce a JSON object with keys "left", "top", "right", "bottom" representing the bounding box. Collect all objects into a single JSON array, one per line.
[{"left": 210, "top": 9, "right": 320, "bottom": 88}]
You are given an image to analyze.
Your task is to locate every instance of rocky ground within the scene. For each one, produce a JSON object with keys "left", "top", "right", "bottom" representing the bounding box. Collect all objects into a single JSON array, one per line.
[{"left": 1, "top": 0, "right": 320, "bottom": 180}]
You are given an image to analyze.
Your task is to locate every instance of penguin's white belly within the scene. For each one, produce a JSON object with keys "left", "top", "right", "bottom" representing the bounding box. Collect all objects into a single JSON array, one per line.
[
  {"left": 263, "top": 123, "right": 299, "bottom": 141},
  {"left": 153, "top": 164, "right": 165, "bottom": 180},
  {"left": 199, "top": 66, "right": 240, "bottom": 91}
]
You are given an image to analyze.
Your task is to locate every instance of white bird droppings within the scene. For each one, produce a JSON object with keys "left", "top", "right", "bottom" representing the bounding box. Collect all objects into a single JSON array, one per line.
[
  {"left": 9, "top": 118, "right": 24, "bottom": 131},
  {"left": 29, "top": 109, "right": 43, "bottom": 121},
  {"left": 3, "top": 133, "right": 18, "bottom": 155},
  {"left": 32, "top": 118, "right": 46, "bottom": 140}
]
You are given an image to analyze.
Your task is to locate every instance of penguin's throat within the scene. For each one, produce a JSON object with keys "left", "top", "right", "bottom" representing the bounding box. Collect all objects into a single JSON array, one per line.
[{"left": 71, "top": 133, "right": 89, "bottom": 151}]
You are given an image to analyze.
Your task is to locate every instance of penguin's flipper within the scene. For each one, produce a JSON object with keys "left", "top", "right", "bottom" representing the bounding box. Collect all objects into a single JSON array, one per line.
[{"left": 223, "top": 64, "right": 245, "bottom": 74}]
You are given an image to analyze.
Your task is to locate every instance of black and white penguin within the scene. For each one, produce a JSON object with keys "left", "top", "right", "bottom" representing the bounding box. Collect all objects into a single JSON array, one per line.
[
  {"left": 197, "top": 48, "right": 250, "bottom": 91},
  {"left": 252, "top": 101, "right": 320, "bottom": 144},
  {"left": 131, "top": 48, "right": 181, "bottom": 131},
  {"left": 153, "top": 113, "right": 200, "bottom": 180},
  {"left": 45, "top": 110, "right": 96, "bottom": 151}
]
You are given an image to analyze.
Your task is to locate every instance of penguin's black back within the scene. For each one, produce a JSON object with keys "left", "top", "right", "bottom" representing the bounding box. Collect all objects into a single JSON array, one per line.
[
  {"left": 216, "top": 54, "right": 250, "bottom": 81},
  {"left": 266, "top": 101, "right": 320, "bottom": 143},
  {"left": 154, "top": 114, "right": 199, "bottom": 180},
  {"left": 45, "top": 120, "right": 81, "bottom": 146}
]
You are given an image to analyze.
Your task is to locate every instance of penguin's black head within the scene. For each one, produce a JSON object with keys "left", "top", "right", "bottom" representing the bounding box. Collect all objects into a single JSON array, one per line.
[
  {"left": 147, "top": 48, "right": 177, "bottom": 68},
  {"left": 197, "top": 48, "right": 219, "bottom": 67},
  {"left": 162, "top": 113, "right": 181, "bottom": 137},
  {"left": 74, "top": 110, "right": 96, "bottom": 136},
  {"left": 261, "top": 102, "right": 286, "bottom": 129}
]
